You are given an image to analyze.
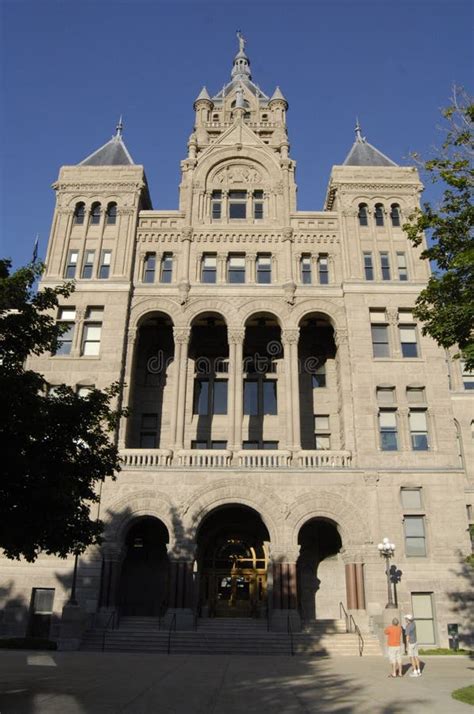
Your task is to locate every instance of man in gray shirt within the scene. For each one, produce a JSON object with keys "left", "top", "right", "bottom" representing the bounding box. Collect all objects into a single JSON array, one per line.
[{"left": 404, "top": 614, "right": 421, "bottom": 676}]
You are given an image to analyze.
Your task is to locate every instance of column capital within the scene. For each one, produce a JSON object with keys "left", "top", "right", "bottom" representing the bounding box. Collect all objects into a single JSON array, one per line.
[
  {"left": 228, "top": 327, "right": 245, "bottom": 345},
  {"left": 127, "top": 328, "right": 137, "bottom": 346},
  {"left": 386, "top": 308, "right": 399, "bottom": 326},
  {"left": 334, "top": 327, "right": 348, "bottom": 348},
  {"left": 281, "top": 327, "right": 299, "bottom": 346},
  {"left": 173, "top": 327, "right": 190, "bottom": 344}
]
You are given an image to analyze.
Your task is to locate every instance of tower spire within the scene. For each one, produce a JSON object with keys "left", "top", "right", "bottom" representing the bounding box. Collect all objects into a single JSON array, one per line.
[{"left": 355, "top": 117, "right": 364, "bottom": 142}]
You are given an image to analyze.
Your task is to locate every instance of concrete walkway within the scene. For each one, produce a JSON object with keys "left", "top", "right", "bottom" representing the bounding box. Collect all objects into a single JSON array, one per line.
[{"left": 0, "top": 651, "right": 472, "bottom": 713}]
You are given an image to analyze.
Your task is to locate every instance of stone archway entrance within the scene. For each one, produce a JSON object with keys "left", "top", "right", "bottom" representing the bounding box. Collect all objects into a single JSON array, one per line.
[
  {"left": 197, "top": 505, "right": 269, "bottom": 618},
  {"left": 118, "top": 517, "right": 169, "bottom": 616},
  {"left": 297, "top": 518, "right": 344, "bottom": 621}
]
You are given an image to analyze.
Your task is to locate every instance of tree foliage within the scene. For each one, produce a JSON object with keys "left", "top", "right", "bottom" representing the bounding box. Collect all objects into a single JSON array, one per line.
[
  {"left": 404, "top": 87, "right": 474, "bottom": 370},
  {"left": 0, "top": 259, "right": 124, "bottom": 561}
]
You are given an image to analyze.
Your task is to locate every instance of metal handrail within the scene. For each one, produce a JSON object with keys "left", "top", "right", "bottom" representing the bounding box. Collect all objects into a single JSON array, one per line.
[
  {"left": 167, "top": 613, "right": 176, "bottom": 654},
  {"left": 339, "top": 601, "right": 350, "bottom": 632},
  {"left": 287, "top": 614, "right": 294, "bottom": 656},
  {"left": 102, "top": 610, "right": 116, "bottom": 652},
  {"left": 349, "top": 614, "right": 364, "bottom": 657}
]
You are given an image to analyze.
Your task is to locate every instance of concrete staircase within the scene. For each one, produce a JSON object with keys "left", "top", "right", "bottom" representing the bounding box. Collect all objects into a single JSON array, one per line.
[{"left": 80, "top": 616, "right": 382, "bottom": 657}]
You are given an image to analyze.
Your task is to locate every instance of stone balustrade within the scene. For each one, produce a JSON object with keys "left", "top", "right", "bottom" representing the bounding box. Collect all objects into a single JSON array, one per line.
[{"left": 120, "top": 448, "right": 353, "bottom": 469}]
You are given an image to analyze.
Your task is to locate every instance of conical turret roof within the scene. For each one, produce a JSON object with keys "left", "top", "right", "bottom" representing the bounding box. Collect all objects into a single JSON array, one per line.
[
  {"left": 79, "top": 118, "right": 135, "bottom": 166},
  {"left": 343, "top": 121, "right": 397, "bottom": 167}
]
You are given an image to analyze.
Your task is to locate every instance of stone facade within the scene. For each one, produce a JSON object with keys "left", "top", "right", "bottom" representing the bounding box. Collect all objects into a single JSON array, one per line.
[{"left": 1, "top": 39, "right": 472, "bottom": 647}]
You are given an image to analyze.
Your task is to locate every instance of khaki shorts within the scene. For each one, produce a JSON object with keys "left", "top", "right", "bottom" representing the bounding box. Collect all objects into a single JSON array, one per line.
[
  {"left": 388, "top": 646, "right": 402, "bottom": 663},
  {"left": 407, "top": 642, "right": 419, "bottom": 657}
]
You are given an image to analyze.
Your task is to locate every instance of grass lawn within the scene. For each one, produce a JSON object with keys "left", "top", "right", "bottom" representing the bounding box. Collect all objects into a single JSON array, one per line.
[
  {"left": 420, "top": 648, "right": 472, "bottom": 656},
  {"left": 452, "top": 685, "right": 474, "bottom": 706}
]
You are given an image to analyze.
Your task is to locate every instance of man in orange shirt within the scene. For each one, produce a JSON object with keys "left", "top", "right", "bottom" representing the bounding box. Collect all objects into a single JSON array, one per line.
[{"left": 384, "top": 617, "right": 403, "bottom": 677}]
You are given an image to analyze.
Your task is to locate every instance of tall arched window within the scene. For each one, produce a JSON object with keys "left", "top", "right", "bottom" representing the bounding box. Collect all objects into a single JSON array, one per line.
[
  {"left": 390, "top": 203, "right": 401, "bottom": 227},
  {"left": 106, "top": 202, "right": 117, "bottom": 225},
  {"left": 374, "top": 203, "right": 385, "bottom": 227},
  {"left": 358, "top": 203, "right": 368, "bottom": 227},
  {"left": 90, "top": 202, "right": 101, "bottom": 225},
  {"left": 73, "top": 202, "right": 85, "bottom": 225}
]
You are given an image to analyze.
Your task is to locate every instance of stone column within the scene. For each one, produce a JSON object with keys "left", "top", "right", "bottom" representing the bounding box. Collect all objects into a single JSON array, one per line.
[
  {"left": 355, "top": 563, "right": 366, "bottom": 609},
  {"left": 334, "top": 327, "right": 356, "bottom": 455},
  {"left": 172, "top": 328, "right": 190, "bottom": 450},
  {"left": 118, "top": 328, "right": 137, "bottom": 448},
  {"left": 345, "top": 562, "right": 366, "bottom": 610},
  {"left": 281, "top": 328, "right": 300, "bottom": 451},
  {"left": 229, "top": 329, "right": 245, "bottom": 453},
  {"left": 270, "top": 549, "right": 301, "bottom": 632},
  {"left": 282, "top": 227, "right": 295, "bottom": 284}
]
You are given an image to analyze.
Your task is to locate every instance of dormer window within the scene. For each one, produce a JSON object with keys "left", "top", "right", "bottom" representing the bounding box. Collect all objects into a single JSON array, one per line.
[{"left": 229, "top": 190, "right": 247, "bottom": 219}]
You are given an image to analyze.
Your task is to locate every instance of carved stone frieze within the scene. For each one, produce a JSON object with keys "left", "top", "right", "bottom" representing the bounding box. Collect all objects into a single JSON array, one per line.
[{"left": 214, "top": 164, "right": 262, "bottom": 185}]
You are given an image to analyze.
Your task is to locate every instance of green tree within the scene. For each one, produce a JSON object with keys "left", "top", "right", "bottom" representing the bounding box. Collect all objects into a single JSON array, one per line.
[
  {"left": 0, "top": 259, "right": 124, "bottom": 561},
  {"left": 404, "top": 87, "right": 474, "bottom": 370}
]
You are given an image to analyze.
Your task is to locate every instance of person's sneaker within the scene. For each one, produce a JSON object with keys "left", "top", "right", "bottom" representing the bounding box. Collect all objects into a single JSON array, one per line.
[{"left": 409, "top": 672, "right": 418, "bottom": 677}]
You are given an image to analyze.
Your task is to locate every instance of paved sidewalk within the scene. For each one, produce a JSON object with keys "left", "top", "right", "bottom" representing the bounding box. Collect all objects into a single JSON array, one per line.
[{"left": 0, "top": 651, "right": 472, "bottom": 713}]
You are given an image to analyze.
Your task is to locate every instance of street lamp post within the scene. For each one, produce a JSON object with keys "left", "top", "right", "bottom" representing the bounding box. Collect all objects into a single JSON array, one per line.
[{"left": 378, "top": 537, "right": 396, "bottom": 609}]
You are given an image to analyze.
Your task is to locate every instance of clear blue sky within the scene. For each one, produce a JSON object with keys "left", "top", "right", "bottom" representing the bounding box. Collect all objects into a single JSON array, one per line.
[{"left": 1, "top": 0, "right": 472, "bottom": 268}]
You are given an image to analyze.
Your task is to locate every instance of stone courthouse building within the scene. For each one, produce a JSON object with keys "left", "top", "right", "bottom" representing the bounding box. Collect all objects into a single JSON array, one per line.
[{"left": 1, "top": 36, "right": 473, "bottom": 650}]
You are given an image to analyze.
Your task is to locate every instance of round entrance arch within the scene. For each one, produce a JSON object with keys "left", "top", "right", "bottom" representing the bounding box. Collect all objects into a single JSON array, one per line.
[
  {"left": 118, "top": 517, "right": 169, "bottom": 616},
  {"left": 196, "top": 505, "right": 270, "bottom": 618}
]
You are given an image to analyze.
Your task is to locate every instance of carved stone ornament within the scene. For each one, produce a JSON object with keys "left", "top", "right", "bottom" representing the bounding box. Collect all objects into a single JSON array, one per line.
[
  {"left": 181, "top": 227, "right": 193, "bottom": 241},
  {"left": 178, "top": 280, "right": 190, "bottom": 305},
  {"left": 282, "top": 327, "right": 299, "bottom": 345},
  {"left": 283, "top": 280, "right": 296, "bottom": 305},
  {"left": 214, "top": 164, "right": 262, "bottom": 185},
  {"left": 334, "top": 328, "right": 348, "bottom": 347},
  {"left": 386, "top": 308, "right": 399, "bottom": 326},
  {"left": 282, "top": 227, "right": 294, "bottom": 242},
  {"left": 173, "top": 327, "right": 190, "bottom": 344}
]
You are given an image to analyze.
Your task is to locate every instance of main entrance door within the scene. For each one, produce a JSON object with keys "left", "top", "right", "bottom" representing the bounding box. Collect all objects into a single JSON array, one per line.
[{"left": 198, "top": 506, "right": 269, "bottom": 618}]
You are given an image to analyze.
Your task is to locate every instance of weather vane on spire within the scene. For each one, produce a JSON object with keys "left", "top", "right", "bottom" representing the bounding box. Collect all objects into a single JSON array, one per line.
[{"left": 236, "top": 30, "right": 246, "bottom": 53}]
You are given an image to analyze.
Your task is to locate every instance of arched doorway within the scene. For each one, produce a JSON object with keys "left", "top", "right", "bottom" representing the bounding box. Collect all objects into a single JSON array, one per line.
[
  {"left": 197, "top": 505, "right": 270, "bottom": 618},
  {"left": 297, "top": 518, "right": 344, "bottom": 621},
  {"left": 118, "top": 517, "right": 169, "bottom": 616}
]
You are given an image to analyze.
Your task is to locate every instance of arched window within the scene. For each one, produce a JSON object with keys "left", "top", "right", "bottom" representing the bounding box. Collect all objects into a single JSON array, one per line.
[
  {"left": 90, "top": 202, "right": 101, "bottom": 225},
  {"left": 390, "top": 203, "right": 401, "bottom": 227},
  {"left": 73, "top": 202, "right": 85, "bottom": 225},
  {"left": 358, "top": 203, "right": 368, "bottom": 227},
  {"left": 212, "top": 113, "right": 219, "bottom": 121},
  {"left": 106, "top": 202, "right": 117, "bottom": 225},
  {"left": 374, "top": 203, "right": 385, "bottom": 227}
]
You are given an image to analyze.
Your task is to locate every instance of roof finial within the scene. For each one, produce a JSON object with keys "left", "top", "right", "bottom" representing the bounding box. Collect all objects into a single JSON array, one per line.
[
  {"left": 355, "top": 117, "right": 364, "bottom": 142},
  {"left": 232, "top": 30, "right": 251, "bottom": 80},
  {"left": 115, "top": 115, "right": 124, "bottom": 139}
]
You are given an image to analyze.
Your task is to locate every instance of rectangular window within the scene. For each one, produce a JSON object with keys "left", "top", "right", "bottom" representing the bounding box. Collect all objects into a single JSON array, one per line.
[
  {"left": 371, "top": 325, "right": 389, "bottom": 357},
  {"left": 461, "top": 360, "right": 474, "bottom": 390},
  {"left": 318, "top": 255, "right": 329, "bottom": 284},
  {"left": 363, "top": 252, "right": 374, "bottom": 281},
  {"left": 315, "top": 414, "right": 330, "bottom": 450},
  {"left": 77, "top": 385, "right": 94, "bottom": 398},
  {"left": 81, "top": 307, "right": 103, "bottom": 356},
  {"left": 380, "top": 252, "right": 391, "bottom": 280},
  {"left": 81, "top": 250, "right": 95, "bottom": 279},
  {"left": 211, "top": 440, "right": 227, "bottom": 450},
  {"left": 256, "top": 254, "right": 272, "bottom": 284},
  {"left": 65, "top": 250, "right": 78, "bottom": 279},
  {"left": 311, "top": 362, "right": 326, "bottom": 388},
  {"left": 229, "top": 190, "right": 247, "bottom": 219},
  {"left": 201, "top": 254, "right": 217, "bottom": 283},
  {"left": 409, "top": 409, "right": 429, "bottom": 450},
  {"left": 263, "top": 441, "right": 279, "bottom": 449},
  {"left": 228, "top": 254, "right": 246, "bottom": 283},
  {"left": 242, "top": 441, "right": 259, "bottom": 450},
  {"left": 397, "top": 252, "right": 408, "bottom": 281},
  {"left": 193, "top": 380, "right": 209, "bottom": 416},
  {"left": 406, "top": 387, "right": 426, "bottom": 404},
  {"left": 99, "top": 250, "right": 111, "bottom": 279},
  {"left": 399, "top": 325, "right": 418, "bottom": 357},
  {"left": 404, "top": 516, "right": 426, "bottom": 556},
  {"left": 143, "top": 253, "right": 156, "bottom": 283},
  {"left": 377, "top": 387, "right": 395, "bottom": 405},
  {"left": 379, "top": 410, "right": 398, "bottom": 451},
  {"left": 253, "top": 190, "right": 264, "bottom": 219},
  {"left": 56, "top": 307, "right": 76, "bottom": 355},
  {"left": 160, "top": 253, "right": 173, "bottom": 283},
  {"left": 411, "top": 593, "right": 436, "bottom": 644},
  {"left": 262, "top": 380, "right": 277, "bottom": 415},
  {"left": 211, "top": 190, "right": 222, "bottom": 219},
  {"left": 244, "top": 380, "right": 258, "bottom": 415},
  {"left": 401, "top": 488, "right": 423, "bottom": 510},
  {"left": 140, "top": 413, "right": 158, "bottom": 448},
  {"left": 213, "top": 380, "right": 228, "bottom": 415},
  {"left": 32, "top": 588, "right": 55, "bottom": 614},
  {"left": 301, "top": 255, "right": 312, "bottom": 284},
  {"left": 191, "top": 440, "right": 208, "bottom": 449}
]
